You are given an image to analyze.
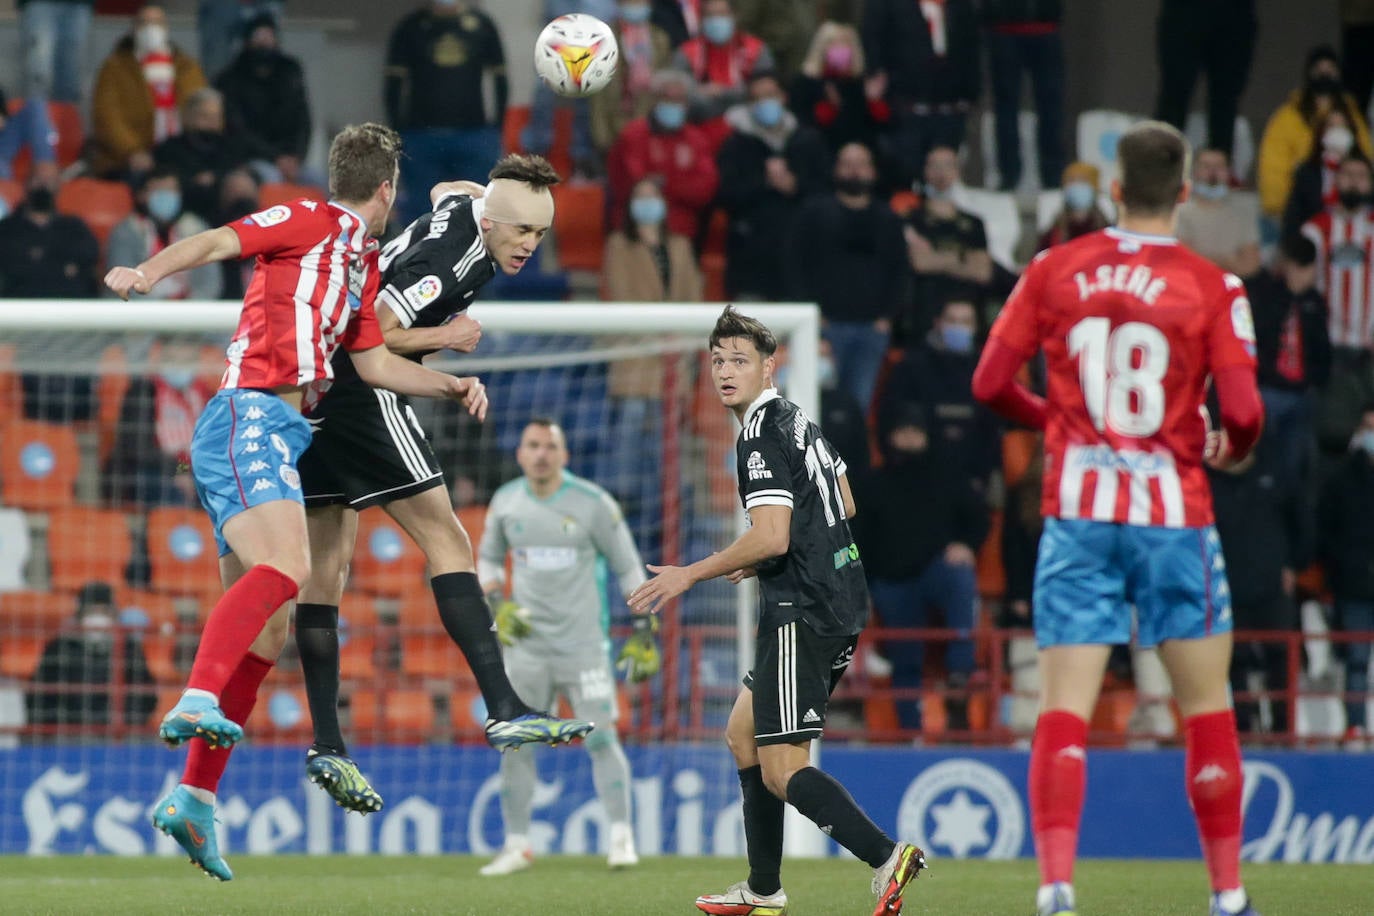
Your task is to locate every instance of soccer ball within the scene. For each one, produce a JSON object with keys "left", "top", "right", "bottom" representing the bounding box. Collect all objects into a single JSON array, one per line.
[{"left": 534, "top": 14, "right": 619, "bottom": 98}]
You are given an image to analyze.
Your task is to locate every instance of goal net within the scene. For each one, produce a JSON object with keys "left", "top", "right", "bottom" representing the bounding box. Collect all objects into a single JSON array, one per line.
[{"left": 0, "top": 299, "right": 827, "bottom": 859}]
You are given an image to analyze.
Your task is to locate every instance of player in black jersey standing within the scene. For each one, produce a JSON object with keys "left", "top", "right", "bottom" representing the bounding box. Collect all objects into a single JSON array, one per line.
[
  {"left": 630, "top": 307, "right": 926, "bottom": 916},
  {"left": 293, "top": 154, "right": 593, "bottom": 814}
]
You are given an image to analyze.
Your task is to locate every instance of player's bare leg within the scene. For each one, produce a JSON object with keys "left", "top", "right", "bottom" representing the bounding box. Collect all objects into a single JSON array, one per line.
[
  {"left": 1159, "top": 634, "right": 1257, "bottom": 916},
  {"left": 384, "top": 486, "right": 592, "bottom": 749},
  {"left": 1030, "top": 644, "right": 1112, "bottom": 916},
  {"left": 293, "top": 504, "right": 384, "bottom": 813}
]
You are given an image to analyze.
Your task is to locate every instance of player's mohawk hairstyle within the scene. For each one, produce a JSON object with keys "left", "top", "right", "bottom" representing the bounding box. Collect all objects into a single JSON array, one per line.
[
  {"left": 709, "top": 306, "right": 777, "bottom": 357},
  {"left": 488, "top": 154, "right": 562, "bottom": 190},
  {"left": 328, "top": 123, "right": 403, "bottom": 203}
]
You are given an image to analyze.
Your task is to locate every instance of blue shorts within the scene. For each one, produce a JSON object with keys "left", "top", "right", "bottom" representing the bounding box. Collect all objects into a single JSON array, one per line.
[
  {"left": 1033, "top": 517, "right": 1233, "bottom": 649},
  {"left": 190, "top": 389, "right": 312, "bottom": 556}
]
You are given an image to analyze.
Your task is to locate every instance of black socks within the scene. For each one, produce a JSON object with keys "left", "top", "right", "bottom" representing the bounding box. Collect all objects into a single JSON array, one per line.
[
  {"left": 432, "top": 572, "right": 530, "bottom": 722},
  {"left": 785, "top": 766, "right": 895, "bottom": 868},
  {"left": 739, "top": 765, "right": 784, "bottom": 896},
  {"left": 295, "top": 603, "right": 347, "bottom": 756}
]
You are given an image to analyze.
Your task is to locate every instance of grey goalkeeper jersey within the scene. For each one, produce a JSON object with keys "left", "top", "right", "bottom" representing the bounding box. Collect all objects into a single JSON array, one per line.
[{"left": 477, "top": 473, "right": 647, "bottom": 654}]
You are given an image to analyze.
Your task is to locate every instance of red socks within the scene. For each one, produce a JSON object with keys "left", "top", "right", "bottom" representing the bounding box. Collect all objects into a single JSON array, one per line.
[
  {"left": 183, "top": 653, "right": 273, "bottom": 794},
  {"left": 187, "top": 564, "right": 297, "bottom": 697},
  {"left": 1030, "top": 709, "right": 1088, "bottom": 885},
  {"left": 1185, "top": 710, "right": 1244, "bottom": 891}
]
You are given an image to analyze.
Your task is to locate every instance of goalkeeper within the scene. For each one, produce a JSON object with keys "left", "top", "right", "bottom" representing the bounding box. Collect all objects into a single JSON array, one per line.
[{"left": 477, "top": 418, "right": 654, "bottom": 875}]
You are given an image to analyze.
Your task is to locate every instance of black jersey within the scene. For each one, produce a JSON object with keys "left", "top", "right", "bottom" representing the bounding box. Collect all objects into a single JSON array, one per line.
[
  {"left": 326, "top": 193, "right": 495, "bottom": 388},
  {"left": 735, "top": 391, "right": 869, "bottom": 638}
]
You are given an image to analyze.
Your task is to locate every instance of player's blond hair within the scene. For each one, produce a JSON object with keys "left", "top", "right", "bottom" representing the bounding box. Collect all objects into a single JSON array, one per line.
[
  {"left": 1117, "top": 120, "right": 1191, "bottom": 218},
  {"left": 328, "top": 123, "right": 403, "bottom": 203}
]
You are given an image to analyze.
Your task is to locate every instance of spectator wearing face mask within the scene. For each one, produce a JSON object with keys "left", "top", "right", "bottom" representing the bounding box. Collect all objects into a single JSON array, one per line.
[
  {"left": 790, "top": 21, "right": 890, "bottom": 157},
  {"left": 1284, "top": 109, "right": 1360, "bottom": 240},
  {"left": 671, "top": 0, "right": 774, "bottom": 124},
  {"left": 903, "top": 145, "right": 992, "bottom": 337},
  {"left": 104, "top": 335, "right": 217, "bottom": 508},
  {"left": 1302, "top": 155, "right": 1374, "bottom": 356},
  {"left": 851, "top": 406, "right": 988, "bottom": 734},
  {"left": 26, "top": 582, "right": 158, "bottom": 729},
  {"left": 91, "top": 4, "right": 208, "bottom": 179},
  {"left": 786, "top": 141, "right": 908, "bottom": 408},
  {"left": 153, "top": 88, "right": 257, "bottom": 225},
  {"left": 604, "top": 177, "right": 703, "bottom": 301},
  {"left": 0, "top": 178, "right": 99, "bottom": 299},
  {"left": 606, "top": 69, "right": 720, "bottom": 240},
  {"left": 1259, "top": 45, "right": 1373, "bottom": 224},
  {"left": 1318, "top": 405, "right": 1374, "bottom": 749},
  {"left": 106, "top": 168, "right": 221, "bottom": 302},
  {"left": 715, "top": 70, "right": 830, "bottom": 301},
  {"left": 1037, "top": 160, "right": 1109, "bottom": 252},
  {"left": 589, "top": 1, "right": 675, "bottom": 158},
  {"left": 1176, "top": 148, "right": 1262, "bottom": 279},
  {"left": 215, "top": 167, "right": 261, "bottom": 300},
  {"left": 878, "top": 296, "right": 1000, "bottom": 493},
  {"left": 215, "top": 14, "right": 313, "bottom": 187}
]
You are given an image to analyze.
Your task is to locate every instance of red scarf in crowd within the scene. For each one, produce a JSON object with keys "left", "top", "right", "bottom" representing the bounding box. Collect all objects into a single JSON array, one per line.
[{"left": 141, "top": 49, "right": 179, "bottom": 143}]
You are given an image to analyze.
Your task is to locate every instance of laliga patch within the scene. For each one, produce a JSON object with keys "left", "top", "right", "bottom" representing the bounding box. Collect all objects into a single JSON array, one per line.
[
  {"left": 403, "top": 275, "right": 443, "bottom": 313},
  {"left": 248, "top": 205, "right": 292, "bottom": 228},
  {"left": 1231, "top": 296, "right": 1256, "bottom": 343},
  {"left": 347, "top": 256, "right": 368, "bottom": 310},
  {"left": 279, "top": 465, "right": 301, "bottom": 490}
]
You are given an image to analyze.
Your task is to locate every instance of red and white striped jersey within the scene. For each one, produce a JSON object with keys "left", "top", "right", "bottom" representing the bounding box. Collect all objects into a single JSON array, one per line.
[
  {"left": 1302, "top": 208, "right": 1374, "bottom": 349},
  {"left": 220, "top": 199, "right": 384, "bottom": 391},
  {"left": 990, "top": 228, "right": 1257, "bottom": 528}
]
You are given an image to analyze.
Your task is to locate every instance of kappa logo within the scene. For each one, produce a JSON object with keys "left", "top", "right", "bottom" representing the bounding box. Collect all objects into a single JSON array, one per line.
[
  {"left": 241, "top": 442, "right": 262, "bottom": 453},
  {"left": 240, "top": 425, "right": 263, "bottom": 440},
  {"left": 802, "top": 708, "right": 821, "bottom": 724},
  {"left": 245, "top": 460, "right": 270, "bottom": 474},
  {"left": 242, "top": 406, "right": 266, "bottom": 421},
  {"left": 250, "top": 478, "right": 274, "bottom": 494},
  {"left": 747, "top": 451, "right": 772, "bottom": 480}
]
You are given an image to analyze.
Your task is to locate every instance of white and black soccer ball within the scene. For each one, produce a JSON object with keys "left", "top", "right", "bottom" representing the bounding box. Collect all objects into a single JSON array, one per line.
[{"left": 533, "top": 13, "right": 619, "bottom": 98}]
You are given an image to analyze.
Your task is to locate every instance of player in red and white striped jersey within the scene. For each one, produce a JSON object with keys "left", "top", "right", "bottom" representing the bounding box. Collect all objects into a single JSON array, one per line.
[
  {"left": 973, "top": 122, "right": 1263, "bottom": 916},
  {"left": 104, "top": 123, "right": 489, "bottom": 882},
  {"left": 1301, "top": 154, "right": 1374, "bottom": 351}
]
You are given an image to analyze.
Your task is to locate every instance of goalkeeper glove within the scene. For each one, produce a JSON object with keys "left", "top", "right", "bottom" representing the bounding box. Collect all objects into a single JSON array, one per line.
[
  {"left": 617, "top": 616, "right": 661, "bottom": 683},
  {"left": 491, "top": 596, "right": 532, "bottom": 646}
]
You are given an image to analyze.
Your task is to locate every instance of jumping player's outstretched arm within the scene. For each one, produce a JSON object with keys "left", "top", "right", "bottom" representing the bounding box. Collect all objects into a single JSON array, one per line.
[
  {"left": 349, "top": 344, "right": 488, "bottom": 420},
  {"left": 104, "top": 226, "right": 242, "bottom": 299},
  {"left": 628, "top": 505, "right": 790, "bottom": 614}
]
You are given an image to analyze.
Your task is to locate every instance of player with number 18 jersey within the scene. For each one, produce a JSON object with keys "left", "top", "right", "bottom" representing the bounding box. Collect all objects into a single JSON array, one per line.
[{"left": 985, "top": 227, "right": 1260, "bottom": 648}]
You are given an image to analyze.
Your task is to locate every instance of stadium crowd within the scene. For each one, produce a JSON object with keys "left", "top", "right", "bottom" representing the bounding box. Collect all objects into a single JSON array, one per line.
[{"left": 3, "top": 0, "right": 1374, "bottom": 750}]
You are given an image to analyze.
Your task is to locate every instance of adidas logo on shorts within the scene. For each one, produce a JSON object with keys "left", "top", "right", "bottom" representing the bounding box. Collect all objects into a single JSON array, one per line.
[{"left": 802, "top": 708, "right": 821, "bottom": 724}]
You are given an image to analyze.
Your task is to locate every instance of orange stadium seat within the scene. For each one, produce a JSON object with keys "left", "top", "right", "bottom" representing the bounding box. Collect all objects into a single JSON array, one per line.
[
  {"left": 46, "top": 506, "right": 134, "bottom": 592},
  {"left": 349, "top": 688, "right": 437, "bottom": 739},
  {"left": 448, "top": 686, "right": 486, "bottom": 740},
  {"left": 145, "top": 507, "right": 221, "bottom": 597},
  {"left": 0, "top": 344, "right": 20, "bottom": 429},
  {"left": 259, "top": 686, "right": 313, "bottom": 740},
  {"left": 0, "top": 178, "right": 22, "bottom": 210},
  {"left": 258, "top": 182, "right": 327, "bottom": 209},
  {"left": 95, "top": 345, "right": 130, "bottom": 468},
  {"left": 455, "top": 505, "right": 488, "bottom": 554},
  {"left": 0, "top": 419, "right": 80, "bottom": 509},
  {"left": 0, "top": 589, "right": 69, "bottom": 631},
  {"left": 4, "top": 99, "right": 84, "bottom": 180},
  {"left": 350, "top": 508, "right": 427, "bottom": 596},
  {"left": 550, "top": 181, "right": 605, "bottom": 271},
  {"left": 56, "top": 178, "right": 134, "bottom": 249},
  {"left": 115, "top": 589, "right": 182, "bottom": 682},
  {"left": 0, "top": 636, "right": 46, "bottom": 679},
  {"left": 502, "top": 105, "right": 531, "bottom": 153}
]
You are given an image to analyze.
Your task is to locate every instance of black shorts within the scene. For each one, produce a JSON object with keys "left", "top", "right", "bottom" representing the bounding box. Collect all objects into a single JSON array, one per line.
[
  {"left": 744, "top": 620, "right": 858, "bottom": 746},
  {"left": 298, "top": 384, "right": 445, "bottom": 510}
]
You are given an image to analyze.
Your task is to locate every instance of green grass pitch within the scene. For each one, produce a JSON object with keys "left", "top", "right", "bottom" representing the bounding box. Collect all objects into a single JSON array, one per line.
[{"left": 4, "top": 855, "right": 1372, "bottom": 915}]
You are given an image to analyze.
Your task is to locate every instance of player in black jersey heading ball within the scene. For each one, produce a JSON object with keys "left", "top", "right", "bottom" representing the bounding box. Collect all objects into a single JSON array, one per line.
[
  {"left": 293, "top": 155, "right": 594, "bottom": 815},
  {"left": 630, "top": 307, "right": 926, "bottom": 916}
]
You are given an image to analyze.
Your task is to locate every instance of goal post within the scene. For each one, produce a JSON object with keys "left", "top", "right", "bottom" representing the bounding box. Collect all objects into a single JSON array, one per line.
[{"left": 0, "top": 298, "right": 830, "bottom": 859}]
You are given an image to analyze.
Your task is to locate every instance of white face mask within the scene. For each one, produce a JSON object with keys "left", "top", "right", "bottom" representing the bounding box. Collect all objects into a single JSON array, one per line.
[
  {"left": 135, "top": 23, "right": 169, "bottom": 55},
  {"left": 1323, "top": 125, "right": 1355, "bottom": 157}
]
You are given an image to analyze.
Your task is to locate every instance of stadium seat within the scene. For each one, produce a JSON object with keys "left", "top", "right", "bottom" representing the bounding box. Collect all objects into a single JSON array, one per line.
[
  {"left": 0, "top": 419, "right": 80, "bottom": 509},
  {"left": 0, "top": 636, "right": 45, "bottom": 679},
  {"left": 145, "top": 507, "right": 221, "bottom": 597},
  {"left": 258, "top": 182, "right": 327, "bottom": 209},
  {"left": 117, "top": 588, "right": 182, "bottom": 683},
  {"left": 4, "top": 99, "right": 84, "bottom": 179},
  {"left": 95, "top": 345, "right": 130, "bottom": 468},
  {"left": 0, "top": 507, "right": 32, "bottom": 591},
  {"left": 447, "top": 686, "right": 486, "bottom": 740},
  {"left": 502, "top": 105, "right": 531, "bottom": 154},
  {"left": 455, "top": 505, "right": 488, "bottom": 555},
  {"left": 401, "top": 633, "right": 474, "bottom": 683},
  {"left": 0, "top": 179, "right": 22, "bottom": 211},
  {"left": 55, "top": 178, "right": 134, "bottom": 250},
  {"left": 261, "top": 686, "right": 313, "bottom": 739},
  {"left": 0, "top": 589, "right": 69, "bottom": 631},
  {"left": 550, "top": 181, "right": 605, "bottom": 271},
  {"left": 47, "top": 507, "right": 133, "bottom": 592},
  {"left": 1075, "top": 110, "right": 1145, "bottom": 183},
  {"left": 349, "top": 688, "right": 436, "bottom": 740},
  {"left": 976, "top": 509, "right": 1005, "bottom": 599},
  {"left": 0, "top": 343, "right": 19, "bottom": 429},
  {"left": 350, "top": 508, "right": 427, "bottom": 596}
]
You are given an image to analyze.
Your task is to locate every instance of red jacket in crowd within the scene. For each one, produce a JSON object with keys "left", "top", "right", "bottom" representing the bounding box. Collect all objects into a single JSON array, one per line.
[{"left": 606, "top": 117, "right": 720, "bottom": 238}]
